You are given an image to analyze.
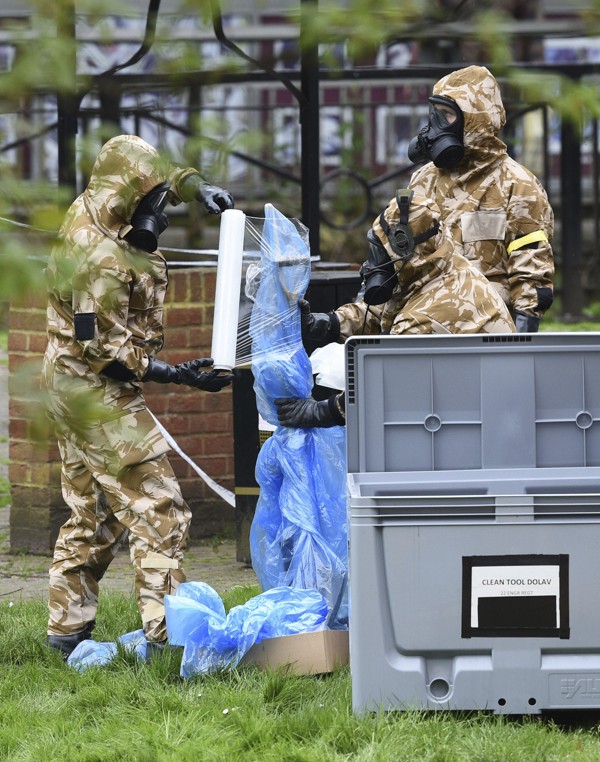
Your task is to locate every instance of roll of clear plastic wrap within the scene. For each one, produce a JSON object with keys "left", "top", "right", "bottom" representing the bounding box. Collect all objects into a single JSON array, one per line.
[{"left": 210, "top": 208, "right": 246, "bottom": 370}]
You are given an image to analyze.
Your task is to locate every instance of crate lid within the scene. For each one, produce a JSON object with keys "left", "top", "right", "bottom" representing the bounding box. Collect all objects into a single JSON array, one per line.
[{"left": 346, "top": 333, "right": 600, "bottom": 476}]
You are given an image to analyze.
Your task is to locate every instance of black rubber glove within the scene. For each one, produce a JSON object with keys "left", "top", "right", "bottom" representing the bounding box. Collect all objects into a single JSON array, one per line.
[
  {"left": 197, "top": 182, "right": 234, "bottom": 214},
  {"left": 514, "top": 312, "right": 540, "bottom": 333},
  {"left": 299, "top": 299, "right": 340, "bottom": 344},
  {"left": 179, "top": 174, "right": 234, "bottom": 214},
  {"left": 275, "top": 393, "right": 345, "bottom": 428},
  {"left": 143, "top": 358, "right": 233, "bottom": 392}
]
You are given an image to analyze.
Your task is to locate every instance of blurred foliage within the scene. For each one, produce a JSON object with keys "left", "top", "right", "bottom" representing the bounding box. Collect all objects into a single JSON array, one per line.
[
  {"left": 1, "top": 0, "right": 600, "bottom": 313},
  {"left": 308, "top": 2, "right": 600, "bottom": 131}
]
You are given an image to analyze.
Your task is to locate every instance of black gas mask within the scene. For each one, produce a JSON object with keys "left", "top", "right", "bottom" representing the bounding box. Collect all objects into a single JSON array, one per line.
[
  {"left": 124, "top": 181, "right": 170, "bottom": 253},
  {"left": 408, "top": 95, "right": 464, "bottom": 169},
  {"left": 360, "top": 189, "right": 440, "bottom": 306}
]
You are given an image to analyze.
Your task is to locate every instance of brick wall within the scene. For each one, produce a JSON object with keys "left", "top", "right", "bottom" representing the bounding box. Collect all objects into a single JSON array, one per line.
[{"left": 8, "top": 267, "right": 236, "bottom": 554}]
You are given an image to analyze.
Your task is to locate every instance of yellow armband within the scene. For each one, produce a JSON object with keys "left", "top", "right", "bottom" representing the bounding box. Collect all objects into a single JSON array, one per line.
[{"left": 507, "top": 230, "right": 548, "bottom": 254}]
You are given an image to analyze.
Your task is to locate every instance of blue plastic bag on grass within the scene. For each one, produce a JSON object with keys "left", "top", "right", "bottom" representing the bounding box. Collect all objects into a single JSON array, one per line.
[
  {"left": 165, "top": 581, "right": 328, "bottom": 678},
  {"left": 248, "top": 205, "right": 348, "bottom": 627},
  {"left": 67, "top": 628, "right": 146, "bottom": 671},
  {"left": 164, "top": 581, "right": 225, "bottom": 647}
]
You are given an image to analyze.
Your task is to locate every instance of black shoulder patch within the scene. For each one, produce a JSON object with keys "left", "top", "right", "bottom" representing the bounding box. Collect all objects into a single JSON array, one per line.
[{"left": 74, "top": 312, "right": 96, "bottom": 341}]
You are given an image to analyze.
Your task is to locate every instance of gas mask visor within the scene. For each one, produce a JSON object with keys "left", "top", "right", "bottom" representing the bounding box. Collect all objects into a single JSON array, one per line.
[
  {"left": 124, "top": 181, "right": 170, "bottom": 253},
  {"left": 407, "top": 95, "right": 464, "bottom": 169}
]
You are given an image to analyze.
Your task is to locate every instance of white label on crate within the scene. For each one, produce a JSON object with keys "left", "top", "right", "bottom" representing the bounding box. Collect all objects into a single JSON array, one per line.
[{"left": 470, "top": 564, "right": 560, "bottom": 628}]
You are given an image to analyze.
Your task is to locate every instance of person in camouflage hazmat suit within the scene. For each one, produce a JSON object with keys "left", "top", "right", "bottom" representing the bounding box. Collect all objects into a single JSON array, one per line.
[
  {"left": 276, "top": 191, "right": 516, "bottom": 428},
  {"left": 43, "top": 134, "right": 234, "bottom": 657},
  {"left": 407, "top": 65, "right": 554, "bottom": 333}
]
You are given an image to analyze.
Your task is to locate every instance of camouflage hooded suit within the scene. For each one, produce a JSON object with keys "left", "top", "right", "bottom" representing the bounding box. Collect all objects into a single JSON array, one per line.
[
  {"left": 335, "top": 193, "right": 516, "bottom": 336},
  {"left": 408, "top": 65, "right": 554, "bottom": 324},
  {"left": 280, "top": 193, "right": 515, "bottom": 430},
  {"left": 43, "top": 135, "right": 206, "bottom": 643}
]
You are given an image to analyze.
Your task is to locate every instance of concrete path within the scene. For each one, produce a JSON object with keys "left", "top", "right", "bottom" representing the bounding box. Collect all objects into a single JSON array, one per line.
[{"left": 0, "top": 500, "right": 258, "bottom": 603}]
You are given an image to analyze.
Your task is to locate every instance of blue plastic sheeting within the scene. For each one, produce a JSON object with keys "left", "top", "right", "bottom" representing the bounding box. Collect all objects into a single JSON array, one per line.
[
  {"left": 251, "top": 427, "right": 348, "bottom": 626},
  {"left": 248, "top": 204, "right": 348, "bottom": 628},
  {"left": 66, "top": 584, "right": 328, "bottom": 676},
  {"left": 249, "top": 204, "right": 314, "bottom": 423},
  {"left": 165, "top": 582, "right": 328, "bottom": 678},
  {"left": 68, "top": 629, "right": 147, "bottom": 670}
]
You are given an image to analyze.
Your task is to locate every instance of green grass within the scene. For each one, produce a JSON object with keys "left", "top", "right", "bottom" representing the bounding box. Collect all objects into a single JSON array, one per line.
[
  {"left": 0, "top": 329, "right": 6, "bottom": 359},
  {"left": 541, "top": 300, "right": 600, "bottom": 332},
  {"left": 0, "top": 474, "right": 9, "bottom": 509},
  {"left": 2, "top": 591, "right": 600, "bottom": 761},
  {"left": 541, "top": 321, "right": 600, "bottom": 332}
]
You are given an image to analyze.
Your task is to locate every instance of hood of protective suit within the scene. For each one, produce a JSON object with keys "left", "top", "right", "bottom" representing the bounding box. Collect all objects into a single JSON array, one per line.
[
  {"left": 432, "top": 65, "right": 507, "bottom": 164},
  {"left": 83, "top": 134, "right": 172, "bottom": 240}
]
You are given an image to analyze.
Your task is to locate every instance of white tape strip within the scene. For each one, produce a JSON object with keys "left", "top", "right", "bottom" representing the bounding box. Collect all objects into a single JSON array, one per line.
[{"left": 150, "top": 411, "right": 236, "bottom": 508}]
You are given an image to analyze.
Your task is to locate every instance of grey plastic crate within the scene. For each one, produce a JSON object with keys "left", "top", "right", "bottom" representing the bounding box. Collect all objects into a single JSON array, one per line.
[{"left": 346, "top": 333, "right": 600, "bottom": 715}]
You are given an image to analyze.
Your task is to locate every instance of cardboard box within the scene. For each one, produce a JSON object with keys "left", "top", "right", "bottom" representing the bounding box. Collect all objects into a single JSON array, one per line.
[{"left": 242, "top": 629, "right": 349, "bottom": 675}]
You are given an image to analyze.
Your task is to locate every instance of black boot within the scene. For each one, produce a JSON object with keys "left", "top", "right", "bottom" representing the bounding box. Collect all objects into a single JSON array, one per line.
[
  {"left": 145, "top": 641, "right": 182, "bottom": 662},
  {"left": 145, "top": 641, "right": 167, "bottom": 662},
  {"left": 46, "top": 621, "right": 95, "bottom": 659}
]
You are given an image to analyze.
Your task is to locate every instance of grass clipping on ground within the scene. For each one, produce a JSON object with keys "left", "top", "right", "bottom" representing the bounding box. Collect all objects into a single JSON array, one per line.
[{"left": 2, "top": 589, "right": 600, "bottom": 760}]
